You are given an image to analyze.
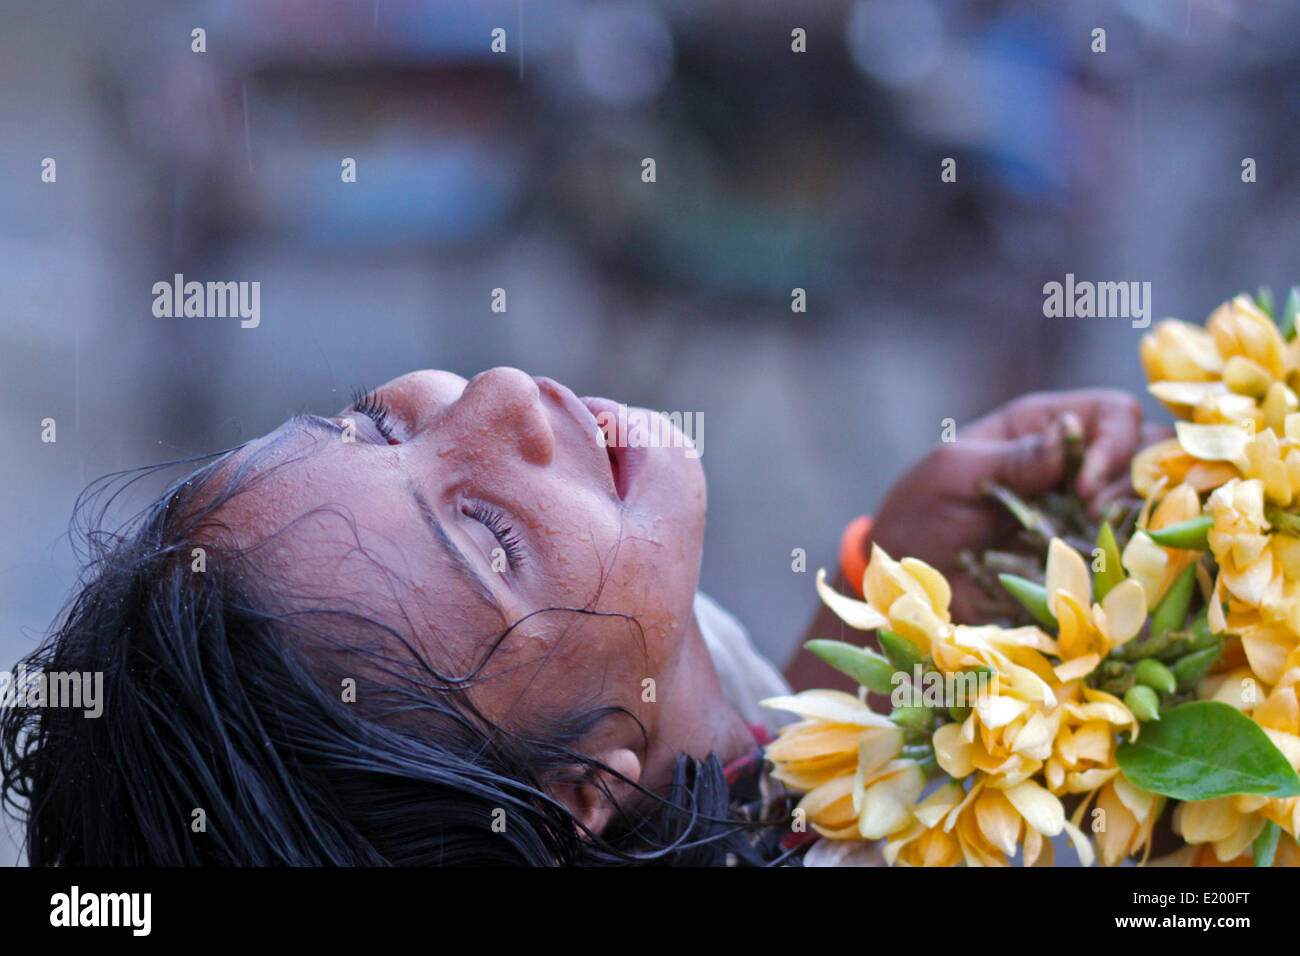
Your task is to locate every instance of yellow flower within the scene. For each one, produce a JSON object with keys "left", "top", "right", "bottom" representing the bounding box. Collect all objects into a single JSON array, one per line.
[
  {"left": 1131, "top": 437, "right": 1240, "bottom": 499},
  {"left": 1072, "top": 775, "right": 1165, "bottom": 867},
  {"left": 761, "top": 690, "right": 924, "bottom": 840},
  {"left": 1169, "top": 416, "right": 1300, "bottom": 516},
  {"left": 1152, "top": 839, "right": 1300, "bottom": 866},
  {"left": 762, "top": 690, "right": 897, "bottom": 790},
  {"left": 1190, "top": 424, "right": 1300, "bottom": 671},
  {"left": 1140, "top": 319, "right": 1223, "bottom": 395},
  {"left": 1046, "top": 538, "right": 1147, "bottom": 673},
  {"left": 890, "top": 774, "right": 1093, "bottom": 867},
  {"left": 923, "top": 562, "right": 1139, "bottom": 786},
  {"left": 1044, "top": 681, "right": 1139, "bottom": 795},
  {"left": 882, "top": 783, "right": 966, "bottom": 866},
  {"left": 814, "top": 545, "right": 952, "bottom": 655},
  {"left": 848, "top": 756, "right": 927, "bottom": 841},
  {"left": 1205, "top": 477, "right": 1295, "bottom": 637},
  {"left": 929, "top": 625, "right": 1062, "bottom": 784},
  {"left": 1250, "top": 659, "right": 1300, "bottom": 838},
  {"left": 1188, "top": 839, "right": 1300, "bottom": 866},
  {"left": 1121, "top": 482, "right": 1204, "bottom": 610},
  {"left": 1239, "top": 423, "right": 1300, "bottom": 506},
  {"left": 1174, "top": 795, "right": 1268, "bottom": 862},
  {"left": 1142, "top": 296, "right": 1300, "bottom": 430},
  {"left": 1208, "top": 295, "right": 1289, "bottom": 388}
]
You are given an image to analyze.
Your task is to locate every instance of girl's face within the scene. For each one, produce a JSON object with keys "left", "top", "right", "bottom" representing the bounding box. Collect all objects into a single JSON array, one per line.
[{"left": 212, "top": 368, "right": 753, "bottom": 817}]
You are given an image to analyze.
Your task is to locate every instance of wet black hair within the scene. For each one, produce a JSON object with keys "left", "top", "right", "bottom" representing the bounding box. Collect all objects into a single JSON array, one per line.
[{"left": 0, "top": 436, "right": 785, "bottom": 866}]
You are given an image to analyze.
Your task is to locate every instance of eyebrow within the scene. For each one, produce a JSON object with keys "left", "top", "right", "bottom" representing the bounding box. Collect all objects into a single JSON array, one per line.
[
  {"left": 291, "top": 412, "right": 347, "bottom": 436},
  {"left": 408, "top": 484, "right": 503, "bottom": 614},
  {"left": 289, "top": 414, "right": 504, "bottom": 612}
]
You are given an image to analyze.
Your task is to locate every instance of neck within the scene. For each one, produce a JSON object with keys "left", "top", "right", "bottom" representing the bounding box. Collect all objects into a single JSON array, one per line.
[{"left": 642, "top": 613, "right": 757, "bottom": 789}]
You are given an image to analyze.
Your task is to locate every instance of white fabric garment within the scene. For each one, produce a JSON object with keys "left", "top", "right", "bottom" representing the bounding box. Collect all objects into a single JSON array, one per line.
[{"left": 694, "top": 591, "right": 794, "bottom": 734}]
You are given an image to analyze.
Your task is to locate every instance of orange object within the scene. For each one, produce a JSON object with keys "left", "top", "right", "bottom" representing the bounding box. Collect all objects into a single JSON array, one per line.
[
  {"left": 1217, "top": 635, "right": 1247, "bottom": 672},
  {"left": 838, "top": 515, "right": 873, "bottom": 598}
]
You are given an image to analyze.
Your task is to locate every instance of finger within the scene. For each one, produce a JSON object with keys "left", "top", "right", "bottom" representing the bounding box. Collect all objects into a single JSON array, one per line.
[
  {"left": 961, "top": 415, "right": 1071, "bottom": 497},
  {"left": 957, "top": 389, "right": 1147, "bottom": 498},
  {"left": 962, "top": 389, "right": 1136, "bottom": 442},
  {"left": 1076, "top": 395, "right": 1144, "bottom": 499}
]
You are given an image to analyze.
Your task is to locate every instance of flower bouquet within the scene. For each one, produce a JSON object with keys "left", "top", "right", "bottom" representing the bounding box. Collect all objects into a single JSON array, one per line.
[{"left": 764, "top": 291, "right": 1300, "bottom": 867}]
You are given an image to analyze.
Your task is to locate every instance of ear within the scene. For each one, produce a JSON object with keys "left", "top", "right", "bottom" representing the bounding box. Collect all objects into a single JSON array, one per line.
[{"left": 552, "top": 748, "right": 642, "bottom": 837}]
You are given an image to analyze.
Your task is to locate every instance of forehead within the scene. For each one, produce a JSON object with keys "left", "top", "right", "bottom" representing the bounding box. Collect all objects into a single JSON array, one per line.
[
  {"left": 203, "top": 414, "right": 408, "bottom": 538},
  {"left": 198, "top": 418, "right": 505, "bottom": 657}
]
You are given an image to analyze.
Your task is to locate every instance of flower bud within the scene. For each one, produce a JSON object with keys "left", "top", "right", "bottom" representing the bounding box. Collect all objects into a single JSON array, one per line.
[
  {"left": 1133, "top": 658, "right": 1177, "bottom": 696},
  {"left": 1093, "top": 521, "right": 1126, "bottom": 601},
  {"left": 1124, "top": 684, "right": 1161, "bottom": 722},
  {"left": 1145, "top": 515, "right": 1212, "bottom": 550},
  {"left": 890, "top": 705, "right": 936, "bottom": 733},
  {"left": 1150, "top": 565, "right": 1196, "bottom": 639},
  {"left": 805, "top": 639, "right": 894, "bottom": 695},
  {"left": 997, "top": 574, "right": 1057, "bottom": 629},
  {"left": 877, "top": 629, "right": 927, "bottom": 675},
  {"left": 1172, "top": 644, "right": 1223, "bottom": 691}
]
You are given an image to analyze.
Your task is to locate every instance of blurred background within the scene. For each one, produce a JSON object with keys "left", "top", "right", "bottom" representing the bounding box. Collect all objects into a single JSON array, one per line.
[{"left": 5, "top": 0, "right": 1300, "bottom": 863}]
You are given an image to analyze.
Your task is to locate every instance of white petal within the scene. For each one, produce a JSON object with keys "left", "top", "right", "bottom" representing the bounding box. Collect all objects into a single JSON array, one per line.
[
  {"left": 1047, "top": 538, "right": 1092, "bottom": 614},
  {"left": 760, "top": 690, "right": 895, "bottom": 727},
  {"left": 815, "top": 568, "right": 889, "bottom": 630},
  {"left": 1175, "top": 421, "right": 1250, "bottom": 464},
  {"left": 1004, "top": 779, "right": 1065, "bottom": 837}
]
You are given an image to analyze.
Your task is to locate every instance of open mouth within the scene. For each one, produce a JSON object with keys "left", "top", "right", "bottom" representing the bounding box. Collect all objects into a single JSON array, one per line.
[
  {"left": 582, "top": 397, "right": 637, "bottom": 500},
  {"left": 606, "top": 442, "right": 626, "bottom": 499}
]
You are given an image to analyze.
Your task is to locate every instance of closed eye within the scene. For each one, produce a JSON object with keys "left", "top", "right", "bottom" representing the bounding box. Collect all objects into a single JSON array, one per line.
[
  {"left": 465, "top": 500, "right": 525, "bottom": 569},
  {"left": 348, "top": 387, "right": 399, "bottom": 443}
]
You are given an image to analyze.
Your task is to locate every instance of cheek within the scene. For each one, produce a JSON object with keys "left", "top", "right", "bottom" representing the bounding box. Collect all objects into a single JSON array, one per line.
[
  {"left": 407, "top": 600, "right": 508, "bottom": 682},
  {"left": 529, "top": 514, "right": 626, "bottom": 605},
  {"left": 525, "top": 476, "right": 703, "bottom": 648},
  {"left": 471, "top": 615, "right": 651, "bottom": 729}
]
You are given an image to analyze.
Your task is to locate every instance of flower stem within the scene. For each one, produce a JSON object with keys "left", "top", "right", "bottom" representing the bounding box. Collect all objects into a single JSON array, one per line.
[
  {"left": 981, "top": 481, "right": 1061, "bottom": 541},
  {"left": 1265, "top": 506, "right": 1300, "bottom": 536}
]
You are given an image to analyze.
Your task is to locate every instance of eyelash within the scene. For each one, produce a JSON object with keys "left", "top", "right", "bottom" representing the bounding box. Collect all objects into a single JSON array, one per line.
[
  {"left": 465, "top": 500, "right": 525, "bottom": 568},
  {"left": 346, "top": 388, "right": 521, "bottom": 567},
  {"left": 349, "top": 387, "right": 398, "bottom": 443}
]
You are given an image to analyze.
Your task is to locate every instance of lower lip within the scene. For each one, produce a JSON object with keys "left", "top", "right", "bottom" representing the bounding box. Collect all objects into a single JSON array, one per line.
[{"left": 582, "top": 396, "right": 645, "bottom": 501}]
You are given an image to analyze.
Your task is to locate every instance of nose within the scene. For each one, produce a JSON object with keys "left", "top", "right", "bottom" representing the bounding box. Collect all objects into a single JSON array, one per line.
[{"left": 453, "top": 367, "right": 555, "bottom": 466}]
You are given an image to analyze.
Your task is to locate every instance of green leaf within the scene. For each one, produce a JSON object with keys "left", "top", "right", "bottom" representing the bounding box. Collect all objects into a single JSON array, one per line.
[
  {"left": 1116, "top": 701, "right": 1300, "bottom": 801},
  {"left": 997, "top": 574, "right": 1058, "bottom": 629},
  {"left": 1254, "top": 820, "right": 1281, "bottom": 867},
  {"left": 804, "top": 639, "right": 896, "bottom": 695},
  {"left": 1256, "top": 285, "right": 1275, "bottom": 319},
  {"left": 1145, "top": 515, "right": 1212, "bottom": 550},
  {"left": 1281, "top": 286, "right": 1300, "bottom": 341},
  {"left": 1093, "top": 521, "right": 1126, "bottom": 601}
]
